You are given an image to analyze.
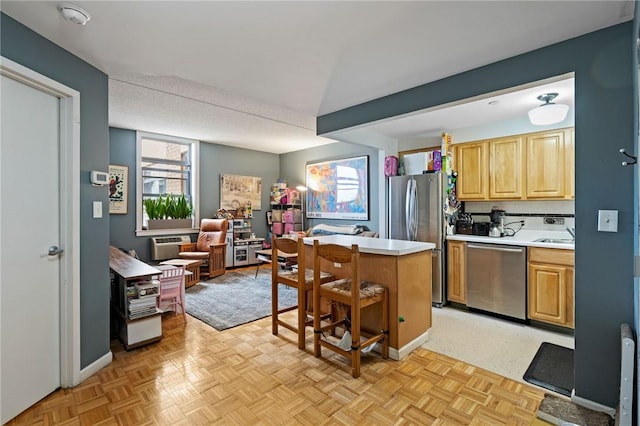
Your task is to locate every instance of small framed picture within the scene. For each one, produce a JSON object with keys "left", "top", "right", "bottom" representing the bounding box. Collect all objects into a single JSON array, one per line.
[
  {"left": 109, "top": 164, "right": 128, "bottom": 214},
  {"left": 266, "top": 211, "right": 273, "bottom": 225}
]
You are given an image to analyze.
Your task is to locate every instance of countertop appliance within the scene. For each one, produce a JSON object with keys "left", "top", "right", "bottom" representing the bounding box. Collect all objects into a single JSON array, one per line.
[
  {"left": 388, "top": 172, "right": 444, "bottom": 306},
  {"left": 466, "top": 242, "right": 526, "bottom": 319},
  {"left": 489, "top": 207, "right": 506, "bottom": 237}
]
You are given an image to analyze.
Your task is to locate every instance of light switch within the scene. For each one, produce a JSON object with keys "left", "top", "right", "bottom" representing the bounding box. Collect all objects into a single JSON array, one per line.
[
  {"left": 597, "top": 210, "right": 618, "bottom": 232},
  {"left": 93, "top": 201, "right": 103, "bottom": 219}
]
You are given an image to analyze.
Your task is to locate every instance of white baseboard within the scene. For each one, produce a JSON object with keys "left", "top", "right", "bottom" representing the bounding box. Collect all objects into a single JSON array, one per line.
[
  {"left": 79, "top": 351, "right": 113, "bottom": 384},
  {"left": 571, "top": 389, "right": 616, "bottom": 418},
  {"left": 389, "top": 330, "right": 430, "bottom": 361}
]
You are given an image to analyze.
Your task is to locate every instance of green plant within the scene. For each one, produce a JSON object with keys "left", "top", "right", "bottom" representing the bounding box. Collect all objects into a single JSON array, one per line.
[
  {"left": 172, "top": 194, "right": 193, "bottom": 219},
  {"left": 143, "top": 194, "right": 192, "bottom": 220},
  {"left": 143, "top": 197, "right": 161, "bottom": 220}
]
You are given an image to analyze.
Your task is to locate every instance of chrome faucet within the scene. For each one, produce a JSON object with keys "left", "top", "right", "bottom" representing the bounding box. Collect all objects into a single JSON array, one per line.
[{"left": 566, "top": 226, "right": 575, "bottom": 241}]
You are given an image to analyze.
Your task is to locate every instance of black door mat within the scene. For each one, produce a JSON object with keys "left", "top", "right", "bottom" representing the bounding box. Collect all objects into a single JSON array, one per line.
[
  {"left": 523, "top": 342, "right": 574, "bottom": 397},
  {"left": 538, "top": 394, "right": 613, "bottom": 426}
]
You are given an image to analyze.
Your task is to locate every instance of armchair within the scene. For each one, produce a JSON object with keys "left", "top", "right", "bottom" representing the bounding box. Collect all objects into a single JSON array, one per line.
[{"left": 178, "top": 218, "right": 228, "bottom": 279}]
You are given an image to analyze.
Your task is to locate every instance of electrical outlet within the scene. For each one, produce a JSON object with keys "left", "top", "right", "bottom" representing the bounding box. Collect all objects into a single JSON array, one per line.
[
  {"left": 598, "top": 210, "right": 618, "bottom": 232},
  {"left": 544, "top": 217, "right": 564, "bottom": 225}
]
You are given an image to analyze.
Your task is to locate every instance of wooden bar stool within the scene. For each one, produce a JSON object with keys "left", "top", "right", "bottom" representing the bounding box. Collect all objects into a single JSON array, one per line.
[
  {"left": 312, "top": 240, "right": 389, "bottom": 378},
  {"left": 271, "top": 236, "right": 333, "bottom": 349}
]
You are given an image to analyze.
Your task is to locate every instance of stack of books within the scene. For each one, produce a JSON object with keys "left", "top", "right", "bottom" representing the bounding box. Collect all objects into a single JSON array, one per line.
[{"left": 128, "top": 297, "right": 158, "bottom": 319}]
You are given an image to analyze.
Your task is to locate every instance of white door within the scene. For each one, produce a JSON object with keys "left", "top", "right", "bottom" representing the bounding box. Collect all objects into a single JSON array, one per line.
[{"left": 1, "top": 74, "right": 61, "bottom": 422}]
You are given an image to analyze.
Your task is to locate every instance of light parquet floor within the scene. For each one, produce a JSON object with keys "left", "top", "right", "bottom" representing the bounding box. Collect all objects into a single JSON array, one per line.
[{"left": 8, "top": 312, "right": 545, "bottom": 425}]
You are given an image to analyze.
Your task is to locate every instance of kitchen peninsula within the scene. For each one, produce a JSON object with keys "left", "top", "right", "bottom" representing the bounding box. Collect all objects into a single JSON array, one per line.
[{"left": 303, "top": 235, "right": 435, "bottom": 360}]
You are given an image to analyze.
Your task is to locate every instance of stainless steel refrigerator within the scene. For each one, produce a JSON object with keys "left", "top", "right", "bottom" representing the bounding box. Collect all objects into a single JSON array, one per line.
[{"left": 388, "top": 172, "right": 444, "bottom": 306}]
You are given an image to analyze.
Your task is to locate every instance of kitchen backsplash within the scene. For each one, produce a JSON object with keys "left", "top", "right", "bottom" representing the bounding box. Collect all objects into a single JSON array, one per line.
[{"left": 463, "top": 200, "right": 575, "bottom": 231}]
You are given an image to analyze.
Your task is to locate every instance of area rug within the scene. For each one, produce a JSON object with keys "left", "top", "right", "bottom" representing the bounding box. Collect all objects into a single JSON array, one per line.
[
  {"left": 184, "top": 268, "right": 298, "bottom": 331},
  {"left": 524, "top": 342, "right": 574, "bottom": 397}
]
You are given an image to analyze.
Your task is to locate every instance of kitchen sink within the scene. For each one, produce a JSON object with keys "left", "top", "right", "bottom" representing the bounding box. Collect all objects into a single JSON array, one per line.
[{"left": 533, "top": 238, "right": 574, "bottom": 244}]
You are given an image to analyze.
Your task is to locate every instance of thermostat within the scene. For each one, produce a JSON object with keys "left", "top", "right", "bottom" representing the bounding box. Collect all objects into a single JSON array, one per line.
[{"left": 91, "top": 170, "right": 109, "bottom": 186}]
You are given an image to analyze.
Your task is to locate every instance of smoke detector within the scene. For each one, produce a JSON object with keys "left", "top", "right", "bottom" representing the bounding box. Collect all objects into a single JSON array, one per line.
[{"left": 59, "top": 3, "right": 91, "bottom": 25}]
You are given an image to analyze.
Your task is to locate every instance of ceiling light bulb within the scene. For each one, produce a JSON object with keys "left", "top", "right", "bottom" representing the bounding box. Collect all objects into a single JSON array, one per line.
[
  {"left": 59, "top": 4, "right": 91, "bottom": 25},
  {"left": 528, "top": 93, "right": 569, "bottom": 125}
]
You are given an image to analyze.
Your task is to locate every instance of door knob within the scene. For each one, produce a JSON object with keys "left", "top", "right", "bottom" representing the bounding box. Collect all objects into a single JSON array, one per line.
[{"left": 48, "top": 246, "right": 64, "bottom": 256}]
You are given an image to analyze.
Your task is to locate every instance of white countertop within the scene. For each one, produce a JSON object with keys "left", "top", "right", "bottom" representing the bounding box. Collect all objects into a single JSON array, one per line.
[
  {"left": 446, "top": 229, "right": 574, "bottom": 250},
  {"left": 303, "top": 234, "right": 435, "bottom": 256}
]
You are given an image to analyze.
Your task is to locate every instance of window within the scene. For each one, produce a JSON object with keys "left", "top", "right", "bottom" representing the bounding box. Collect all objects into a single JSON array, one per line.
[{"left": 136, "top": 132, "right": 199, "bottom": 235}]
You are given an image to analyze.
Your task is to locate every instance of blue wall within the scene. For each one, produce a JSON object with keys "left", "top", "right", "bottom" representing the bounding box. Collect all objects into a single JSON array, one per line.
[
  {"left": 109, "top": 127, "right": 280, "bottom": 262},
  {"left": 318, "top": 22, "right": 635, "bottom": 407},
  {"left": 1, "top": 13, "right": 110, "bottom": 368}
]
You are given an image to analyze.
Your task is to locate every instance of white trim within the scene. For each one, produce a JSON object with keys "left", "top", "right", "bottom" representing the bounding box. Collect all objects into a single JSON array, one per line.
[
  {"left": 135, "top": 131, "right": 200, "bottom": 233},
  {"left": 79, "top": 351, "right": 113, "bottom": 383},
  {"left": 389, "top": 330, "right": 430, "bottom": 361},
  {"left": 377, "top": 149, "right": 387, "bottom": 238},
  {"left": 0, "top": 56, "right": 82, "bottom": 387},
  {"left": 571, "top": 389, "right": 617, "bottom": 418}
]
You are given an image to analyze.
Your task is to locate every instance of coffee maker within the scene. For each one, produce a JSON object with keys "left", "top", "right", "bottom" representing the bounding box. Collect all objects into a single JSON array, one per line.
[{"left": 489, "top": 207, "right": 506, "bottom": 237}]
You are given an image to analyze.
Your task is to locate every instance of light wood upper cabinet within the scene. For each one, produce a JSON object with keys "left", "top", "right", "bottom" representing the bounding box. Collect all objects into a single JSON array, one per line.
[
  {"left": 446, "top": 241, "right": 466, "bottom": 303},
  {"left": 489, "top": 136, "right": 525, "bottom": 199},
  {"left": 455, "top": 142, "right": 488, "bottom": 200},
  {"left": 526, "top": 130, "right": 565, "bottom": 198},
  {"left": 565, "top": 128, "right": 575, "bottom": 199},
  {"left": 454, "top": 127, "right": 573, "bottom": 201},
  {"left": 528, "top": 248, "right": 574, "bottom": 329}
]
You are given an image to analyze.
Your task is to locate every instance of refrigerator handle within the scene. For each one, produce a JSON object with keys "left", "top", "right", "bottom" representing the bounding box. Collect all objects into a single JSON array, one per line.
[
  {"left": 405, "top": 179, "right": 412, "bottom": 240},
  {"left": 410, "top": 178, "right": 418, "bottom": 240}
]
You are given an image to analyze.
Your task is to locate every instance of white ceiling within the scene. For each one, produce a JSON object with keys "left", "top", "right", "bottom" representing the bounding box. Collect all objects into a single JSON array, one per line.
[{"left": 0, "top": 1, "right": 633, "bottom": 153}]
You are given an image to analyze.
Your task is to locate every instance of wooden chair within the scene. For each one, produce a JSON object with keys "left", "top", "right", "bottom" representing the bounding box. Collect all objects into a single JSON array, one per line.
[
  {"left": 312, "top": 240, "right": 389, "bottom": 378},
  {"left": 157, "top": 265, "right": 186, "bottom": 321},
  {"left": 178, "top": 218, "right": 228, "bottom": 278},
  {"left": 271, "top": 236, "right": 333, "bottom": 350}
]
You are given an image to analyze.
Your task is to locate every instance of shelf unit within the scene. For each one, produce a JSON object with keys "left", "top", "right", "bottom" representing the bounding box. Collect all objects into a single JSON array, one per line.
[
  {"left": 227, "top": 218, "right": 264, "bottom": 267},
  {"left": 109, "top": 246, "right": 163, "bottom": 350},
  {"left": 270, "top": 203, "right": 304, "bottom": 237}
]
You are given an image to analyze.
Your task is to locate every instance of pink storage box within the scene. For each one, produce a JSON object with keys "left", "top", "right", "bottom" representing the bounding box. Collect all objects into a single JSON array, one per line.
[
  {"left": 272, "top": 222, "right": 284, "bottom": 234},
  {"left": 384, "top": 156, "right": 398, "bottom": 177},
  {"left": 283, "top": 209, "right": 302, "bottom": 223},
  {"left": 284, "top": 223, "right": 295, "bottom": 234}
]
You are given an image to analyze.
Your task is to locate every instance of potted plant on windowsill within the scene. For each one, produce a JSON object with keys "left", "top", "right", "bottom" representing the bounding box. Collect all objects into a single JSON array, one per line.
[{"left": 144, "top": 194, "right": 193, "bottom": 230}]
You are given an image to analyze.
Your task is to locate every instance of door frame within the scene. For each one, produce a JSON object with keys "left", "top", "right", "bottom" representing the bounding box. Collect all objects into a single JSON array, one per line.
[{"left": 0, "top": 56, "right": 81, "bottom": 387}]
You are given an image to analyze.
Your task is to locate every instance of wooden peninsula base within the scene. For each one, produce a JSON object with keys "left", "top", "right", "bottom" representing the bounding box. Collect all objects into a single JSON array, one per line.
[{"left": 303, "top": 235, "right": 434, "bottom": 360}]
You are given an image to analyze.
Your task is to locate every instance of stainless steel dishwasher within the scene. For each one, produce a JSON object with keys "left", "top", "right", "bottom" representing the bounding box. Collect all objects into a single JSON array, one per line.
[{"left": 466, "top": 243, "right": 527, "bottom": 320}]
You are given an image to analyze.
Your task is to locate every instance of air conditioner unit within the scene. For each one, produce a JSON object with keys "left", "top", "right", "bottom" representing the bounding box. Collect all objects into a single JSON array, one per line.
[{"left": 150, "top": 235, "right": 191, "bottom": 261}]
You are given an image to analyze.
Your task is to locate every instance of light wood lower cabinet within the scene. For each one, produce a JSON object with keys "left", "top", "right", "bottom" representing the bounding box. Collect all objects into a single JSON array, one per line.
[
  {"left": 447, "top": 241, "right": 466, "bottom": 303},
  {"left": 527, "top": 247, "right": 574, "bottom": 328}
]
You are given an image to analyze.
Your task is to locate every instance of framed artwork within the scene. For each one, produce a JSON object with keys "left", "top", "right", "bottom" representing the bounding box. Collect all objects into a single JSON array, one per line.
[
  {"left": 305, "top": 155, "right": 369, "bottom": 220},
  {"left": 109, "top": 164, "right": 128, "bottom": 214},
  {"left": 220, "top": 174, "right": 262, "bottom": 211}
]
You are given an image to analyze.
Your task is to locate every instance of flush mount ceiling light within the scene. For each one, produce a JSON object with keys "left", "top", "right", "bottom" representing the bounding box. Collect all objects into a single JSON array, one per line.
[
  {"left": 59, "top": 3, "right": 91, "bottom": 25},
  {"left": 528, "top": 92, "right": 569, "bottom": 125}
]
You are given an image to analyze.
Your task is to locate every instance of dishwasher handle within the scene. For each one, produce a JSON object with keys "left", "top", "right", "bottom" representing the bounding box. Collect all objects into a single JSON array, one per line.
[{"left": 467, "top": 244, "right": 525, "bottom": 254}]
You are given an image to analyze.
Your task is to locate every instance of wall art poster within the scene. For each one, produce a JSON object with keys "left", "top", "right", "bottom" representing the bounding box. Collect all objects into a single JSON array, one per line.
[
  {"left": 305, "top": 155, "right": 369, "bottom": 220},
  {"left": 220, "top": 174, "right": 262, "bottom": 211},
  {"left": 109, "top": 164, "right": 128, "bottom": 214}
]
